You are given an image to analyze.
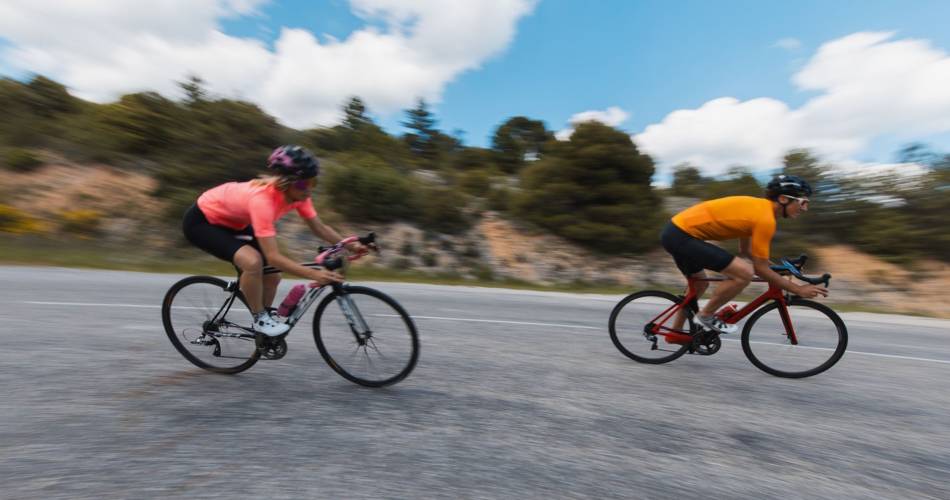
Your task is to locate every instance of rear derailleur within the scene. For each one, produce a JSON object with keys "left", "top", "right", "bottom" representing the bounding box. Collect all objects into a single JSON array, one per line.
[{"left": 255, "top": 334, "right": 288, "bottom": 360}]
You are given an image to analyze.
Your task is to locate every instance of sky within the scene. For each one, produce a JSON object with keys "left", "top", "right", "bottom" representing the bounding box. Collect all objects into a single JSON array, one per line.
[{"left": 3, "top": 0, "right": 950, "bottom": 179}]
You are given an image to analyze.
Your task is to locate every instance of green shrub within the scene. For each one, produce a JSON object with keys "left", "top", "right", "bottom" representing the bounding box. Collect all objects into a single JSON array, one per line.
[
  {"left": 389, "top": 257, "right": 413, "bottom": 270},
  {"left": 4, "top": 149, "right": 43, "bottom": 172},
  {"left": 418, "top": 187, "right": 470, "bottom": 234},
  {"left": 487, "top": 187, "right": 511, "bottom": 212},
  {"left": 324, "top": 156, "right": 420, "bottom": 222},
  {"left": 59, "top": 209, "right": 103, "bottom": 237},
  {"left": 457, "top": 169, "right": 493, "bottom": 197},
  {"left": 0, "top": 204, "right": 44, "bottom": 234}
]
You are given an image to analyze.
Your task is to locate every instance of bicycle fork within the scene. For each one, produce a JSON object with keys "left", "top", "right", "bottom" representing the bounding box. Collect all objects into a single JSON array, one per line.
[{"left": 336, "top": 293, "right": 372, "bottom": 343}]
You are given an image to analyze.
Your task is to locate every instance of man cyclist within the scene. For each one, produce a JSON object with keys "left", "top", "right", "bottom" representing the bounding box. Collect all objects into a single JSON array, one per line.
[{"left": 661, "top": 174, "right": 828, "bottom": 334}]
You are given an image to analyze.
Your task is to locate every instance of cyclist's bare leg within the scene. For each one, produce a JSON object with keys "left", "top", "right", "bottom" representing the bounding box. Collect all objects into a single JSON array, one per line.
[
  {"left": 263, "top": 272, "right": 281, "bottom": 309},
  {"left": 699, "top": 257, "right": 753, "bottom": 317},
  {"left": 672, "top": 270, "right": 708, "bottom": 330},
  {"left": 233, "top": 245, "right": 265, "bottom": 314}
]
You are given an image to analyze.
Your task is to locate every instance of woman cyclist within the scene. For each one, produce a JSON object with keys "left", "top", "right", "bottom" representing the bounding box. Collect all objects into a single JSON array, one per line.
[{"left": 182, "top": 145, "right": 364, "bottom": 336}]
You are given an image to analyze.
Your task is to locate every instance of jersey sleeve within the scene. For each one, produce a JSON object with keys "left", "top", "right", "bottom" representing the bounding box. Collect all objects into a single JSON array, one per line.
[
  {"left": 295, "top": 197, "right": 317, "bottom": 220},
  {"left": 750, "top": 216, "right": 776, "bottom": 259},
  {"left": 248, "top": 192, "right": 278, "bottom": 238}
]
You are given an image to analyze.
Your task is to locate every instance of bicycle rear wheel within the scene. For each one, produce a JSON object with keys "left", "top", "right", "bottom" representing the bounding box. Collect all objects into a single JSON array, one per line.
[
  {"left": 609, "top": 290, "right": 692, "bottom": 364},
  {"left": 741, "top": 298, "right": 847, "bottom": 378},
  {"left": 312, "top": 285, "right": 419, "bottom": 387},
  {"left": 162, "top": 275, "right": 260, "bottom": 374}
]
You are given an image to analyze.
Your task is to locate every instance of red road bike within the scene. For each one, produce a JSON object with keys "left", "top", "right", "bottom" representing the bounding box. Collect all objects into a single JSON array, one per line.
[{"left": 609, "top": 255, "right": 847, "bottom": 378}]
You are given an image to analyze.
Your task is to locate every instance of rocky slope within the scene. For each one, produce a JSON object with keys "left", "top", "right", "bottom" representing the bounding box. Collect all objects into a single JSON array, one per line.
[{"left": 3, "top": 160, "right": 947, "bottom": 318}]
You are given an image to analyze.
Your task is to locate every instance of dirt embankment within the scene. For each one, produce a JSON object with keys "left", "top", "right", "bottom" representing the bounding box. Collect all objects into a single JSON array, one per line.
[
  {"left": 1, "top": 157, "right": 165, "bottom": 246},
  {"left": 478, "top": 214, "right": 950, "bottom": 318},
  {"left": 3, "top": 160, "right": 948, "bottom": 318}
]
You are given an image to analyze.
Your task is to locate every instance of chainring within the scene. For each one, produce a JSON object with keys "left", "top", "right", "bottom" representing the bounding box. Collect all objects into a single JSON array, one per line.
[
  {"left": 256, "top": 336, "right": 288, "bottom": 360},
  {"left": 694, "top": 333, "right": 722, "bottom": 355}
]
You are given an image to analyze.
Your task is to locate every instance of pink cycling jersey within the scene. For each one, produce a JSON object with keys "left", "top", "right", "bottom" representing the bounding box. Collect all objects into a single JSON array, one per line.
[{"left": 197, "top": 181, "right": 317, "bottom": 238}]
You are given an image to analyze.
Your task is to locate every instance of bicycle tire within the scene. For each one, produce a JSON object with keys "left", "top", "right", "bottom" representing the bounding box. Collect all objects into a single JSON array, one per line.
[
  {"left": 162, "top": 275, "right": 260, "bottom": 374},
  {"left": 609, "top": 290, "right": 692, "bottom": 364},
  {"left": 741, "top": 298, "right": 847, "bottom": 378},
  {"left": 312, "top": 285, "right": 419, "bottom": 387}
]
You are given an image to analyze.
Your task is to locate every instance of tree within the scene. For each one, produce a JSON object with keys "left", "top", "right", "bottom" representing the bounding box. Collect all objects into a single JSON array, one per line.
[
  {"left": 782, "top": 149, "right": 825, "bottom": 182},
  {"left": 491, "top": 116, "right": 551, "bottom": 173},
  {"left": 26, "top": 75, "right": 78, "bottom": 116},
  {"left": 179, "top": 75, "right": 208, "bottom": 107},
  {"left": 704, "top": 166, "right": 762, "bottom": 199},
  {"left": 896, "top": 142, "right": 940, "bottom": 166},
  {"left": 99, "top": 92, "right": 179, "bottom": 154},
  {"left": 342, "top": 96, "right": 370, "bottom": 131},
  {"left": 670, "top": 163, "right": 705, "bottom": 196},
  {"left": 402, "top": 98, "right": 439, "bottom": 162},
  {"left": 514, "top": 121, "right": 664, "bottom": 253}
]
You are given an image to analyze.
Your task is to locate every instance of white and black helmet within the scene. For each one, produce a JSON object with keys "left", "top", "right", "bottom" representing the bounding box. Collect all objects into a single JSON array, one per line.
[{"left": 766, "top": 174, "right": 812, "bottom": 200}]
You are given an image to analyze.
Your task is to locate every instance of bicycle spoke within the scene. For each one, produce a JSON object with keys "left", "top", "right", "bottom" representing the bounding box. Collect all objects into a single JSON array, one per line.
[
  {"left": 609, "top": 291, "right": 692, "bottom": 364},
  {"left": 162, "top": 276, "right": 259, "bottom": 373},
  {"left": 742, "top": 299, "right": 847, "bottom": 378},
  {"left": 313, "top": 286, "right": 418, "bottom": 387}
]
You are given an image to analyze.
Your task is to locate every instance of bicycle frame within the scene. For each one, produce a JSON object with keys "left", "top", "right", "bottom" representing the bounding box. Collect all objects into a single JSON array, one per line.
[
  {"left": 208, "top": 234, "right": 377, "bottom": 339},
  {"left": 649, "top": 276, "right": 799, "bottom": 345}
]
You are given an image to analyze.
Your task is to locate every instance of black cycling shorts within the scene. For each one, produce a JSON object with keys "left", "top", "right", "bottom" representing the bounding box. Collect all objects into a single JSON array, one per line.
[
  {"left": 182, "top": 203, "right": 267, "bottom": 265},
  {"left": 660, "top": 221, "right": 734, "bottom": 276}
]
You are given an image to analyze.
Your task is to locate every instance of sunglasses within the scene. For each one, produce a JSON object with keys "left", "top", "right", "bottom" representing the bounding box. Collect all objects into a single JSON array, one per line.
[
  {"left": 785, "top": 195, "right": 809, "bottom": 208},
  {"left": 292, "top": 178, "right": 316, "bottom": 191}
]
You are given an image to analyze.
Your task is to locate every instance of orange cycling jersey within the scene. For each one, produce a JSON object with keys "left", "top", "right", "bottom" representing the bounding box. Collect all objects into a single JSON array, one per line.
[{"left": 671, "top": 196, "right": 775, "bottom": 259}]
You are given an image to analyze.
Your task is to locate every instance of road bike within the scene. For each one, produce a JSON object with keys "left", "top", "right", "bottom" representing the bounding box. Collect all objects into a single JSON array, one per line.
[
  {"left": 608, "top": 255, "right": 847, "bottom": 378},
  {"left": 161, "top": 233, "right": 419, "bottom": 387}
]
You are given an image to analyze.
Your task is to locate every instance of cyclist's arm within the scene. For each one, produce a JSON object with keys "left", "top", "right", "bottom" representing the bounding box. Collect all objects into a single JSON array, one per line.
[
  {"left": 256, "top": 236, "right": 342, "bottom": 284},
  {"left": 737, "top": 238, "right": 753, "bottom": 260},
  {"left": 751, "top": 257, "right": 828, "bottom": 298},
  {"left": 303, "top": 215, "right": 343, "bottom": 244},
  {"left": 303, "top": 216, "right": 366, "bottom": 253}
]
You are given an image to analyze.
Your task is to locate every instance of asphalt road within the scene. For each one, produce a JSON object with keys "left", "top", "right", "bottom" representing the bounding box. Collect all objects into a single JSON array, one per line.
[{"left": 1, "top": 266, "right": 949, "bottom": 499}]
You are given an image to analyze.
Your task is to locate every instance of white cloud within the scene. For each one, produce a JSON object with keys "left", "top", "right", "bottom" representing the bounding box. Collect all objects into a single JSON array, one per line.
[
  {"left": 0, "top": 0, "right": 537, "bottom": 128},
  {"left": 635, "top": 32, "right": 950, "bottom": 176},
  {"left": 773, "top": 37, "right": 802, "bottom": 51},
  {"left": 555, "top": 106, "right": 630, "bottom": 140}
]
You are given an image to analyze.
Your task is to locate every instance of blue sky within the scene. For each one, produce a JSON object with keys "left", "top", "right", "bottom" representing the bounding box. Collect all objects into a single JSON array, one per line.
[
  {"left": 3, "top": 0, "right": 950, "bottom": 174},
  {"left": 221, "top": 0, "right": 950, "bottom": 164}
]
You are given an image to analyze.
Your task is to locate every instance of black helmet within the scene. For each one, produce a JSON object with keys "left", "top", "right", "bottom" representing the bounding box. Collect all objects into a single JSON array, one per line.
[
  {"left": 766, "top": 174, "right": 812, "bottom": 200},
  {"left": 267, "top": 145, "right": 319, "bottom": 179}
]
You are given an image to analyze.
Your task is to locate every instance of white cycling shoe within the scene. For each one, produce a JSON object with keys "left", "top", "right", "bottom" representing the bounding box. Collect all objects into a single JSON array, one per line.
[
  {"left": 252, "top": 311, "right": 290, "bottom": 337},
  {"left": 697, "top": 315, "right": 738, "bottom": 335}
]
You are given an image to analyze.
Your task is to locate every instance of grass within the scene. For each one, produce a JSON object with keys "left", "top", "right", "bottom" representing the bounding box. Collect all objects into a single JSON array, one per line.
[
  {"left": 1, "top": 235, "right": 944, "bottom": 319},
  {"left": 0, "top": 235, "right": 636, "bottom": 294},
  {"left": 0, "top": 235, "right": 235, "bottom": 275}
]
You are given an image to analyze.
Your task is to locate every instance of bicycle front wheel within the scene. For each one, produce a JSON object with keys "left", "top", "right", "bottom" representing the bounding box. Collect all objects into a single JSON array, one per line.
[
  {"left": 609, "top": 290, "right": 692, "bottom": 364},
  {"left": 312, "top": 285, "right": 419, "bottom": 387},
  {"left": 162, "top": 275, "right": 260, "bottom": 374},
  {"left": 741, "top": 298, "right": 847, "bottom": 378}
]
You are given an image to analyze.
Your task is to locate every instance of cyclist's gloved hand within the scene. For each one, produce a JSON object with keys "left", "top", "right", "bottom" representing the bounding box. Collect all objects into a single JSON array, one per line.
[
  {"left": 345, "top": 241, "right": 369, "bottom": 255},
  {"left": 795, "top": 284, "right": 828, "bottom": 298},
  {"left": 312, "top": 269, "right": 344, "bottom": 285}
]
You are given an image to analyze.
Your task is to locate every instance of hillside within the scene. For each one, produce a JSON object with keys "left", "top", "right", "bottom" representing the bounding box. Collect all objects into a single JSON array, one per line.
[{"left": 1, "top": 160, "right": 948, "bottom": 318}]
